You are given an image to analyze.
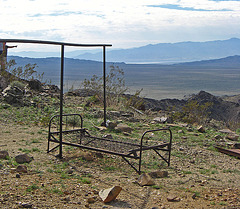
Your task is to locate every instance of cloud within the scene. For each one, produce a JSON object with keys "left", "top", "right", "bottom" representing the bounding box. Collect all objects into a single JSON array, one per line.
[
  {"left": 147, "top": 4, "right": 232, "bottom": 11},
  {"left": 1, "top": 0, "right": 240, "bottom": 51}
]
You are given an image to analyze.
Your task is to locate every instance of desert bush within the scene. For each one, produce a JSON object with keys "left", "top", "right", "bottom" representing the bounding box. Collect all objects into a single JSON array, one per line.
[
  {"left": 124, "top": 88, "right": 145, "bottom": 110},
  {"left": 82, "top": 65, "right": 128, "bottom": 107},
  {"left": 172, "top": 100, "right": 213, "bottom": 125},
  {"left": 2, "top": 59, "right": 44, "bottom": 82},
  {"left": 10, "top": 80, "right": 26, "bottom": 90}
]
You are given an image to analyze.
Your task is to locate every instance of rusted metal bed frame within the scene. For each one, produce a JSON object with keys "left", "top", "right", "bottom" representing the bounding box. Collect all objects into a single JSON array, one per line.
[
  {"left": 47, "top": 113, "right": 172, "bottom": 174},
  {"left": 1, "top": 39, "right": 173, "bottom": 174}
]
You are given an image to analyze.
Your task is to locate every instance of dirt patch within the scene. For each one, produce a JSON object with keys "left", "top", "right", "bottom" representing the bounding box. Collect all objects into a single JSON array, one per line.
[{"left": 0, "top": 123, "right": 239, "bottom": 209}]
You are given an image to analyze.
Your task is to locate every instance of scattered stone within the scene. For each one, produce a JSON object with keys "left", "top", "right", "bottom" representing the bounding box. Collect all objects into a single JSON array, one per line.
[
  {"left": 123, "top": 132, "right": 130, "bottom": 136},
  {"left": 16, "top": 165, "right": 28, "bottom": 173},
  {"left": 233, "top": 143, "right": 240, "bottom": 149},
  {"left": 95, "top": 152, "right": 104, "bottom": 158},
  {"left": 109, "top": 111, "right": 121, "bottom": 117},
  {"left": 197, "top": 125, "right": 205, "bottom": 133},
  {"left": 167, "top": 194, "right": 180, "bottom": 202},
  {"left": 192, "top": 193, "right": 197, "bottom": 199},
  {"left": 179, "top": 147, "right": 184, "bottom": 151},
  {"left": 61, "top": 196, "right": 71, "bottom": 202},
  {"left": 115, "top": 124, "right": 133, "bottom": 133},
  {"left": 0, "top": 150, "right": 9, "bottom": 159},
  {"left": 66, "top": 168, "right": 74, "bottom": 174},
  {"left": 87, "top": 197, "right": 95, "bottom": 204},
  {"left": 102, "top": 134, "right": 113, "bottom": 139},
  {"left": 99, "top": 186, "right": 122, "bottom": 203},
  {"left": 178, "top": 130, "right": 184, "bottom": 134},
  {"left": 138, "top": 173, "right": 155, "bottom": 186},
  {"left": 190, "top": 159, "right": 195, "bottom": 164},
  {"left": 121, "top": 112, "right": 134, "bottom": 118},
  {"left": 28, "top": 79, "right": 43, "bottom": 91},
  {"left": 2, "top": 85, "right": 24, "bottom": 105},
  {"left": 106, "top": 121, "right": 117, "bottom": 129},
  {"left": 82, "top": 153, "right": 94, "bottom": 161},
  {"left": 219, "top": 129, "right": 234, "bottom": 134},
  {"left": 19, "top": 202, "right": 33, "bottom": 208},
  {"left": 153, "top": 117, "right": 168, "bottom": 123},
  {"left": 214, "top": 134, "right": 223, "bottom": 140},
  {"left": 149, "top": 171, "right": 168, "bottom": 178},
  {"left": 15, "top": 154, "right": 33, "bottom": 164},
  {"left": 226, "top": 133, "right": 239, "bottom": 141}
]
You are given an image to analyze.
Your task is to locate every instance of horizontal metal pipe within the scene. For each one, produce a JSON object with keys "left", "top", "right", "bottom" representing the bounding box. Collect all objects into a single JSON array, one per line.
[{"left": 0, "top": 39, "right": 112, "bottom": 47}]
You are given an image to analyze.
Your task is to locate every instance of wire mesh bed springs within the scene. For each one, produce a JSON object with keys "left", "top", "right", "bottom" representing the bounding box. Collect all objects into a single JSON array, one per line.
[{"left": 47, "top": 113, "right": 173, "bottom": 174}]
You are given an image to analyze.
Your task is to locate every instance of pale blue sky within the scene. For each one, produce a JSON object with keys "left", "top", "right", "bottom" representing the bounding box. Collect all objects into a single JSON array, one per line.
[{"left": 1, "top": 0, "right": 240, "bottom": 52}]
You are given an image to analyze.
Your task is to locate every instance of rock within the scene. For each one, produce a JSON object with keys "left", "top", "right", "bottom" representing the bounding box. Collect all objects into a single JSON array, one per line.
[
  {"left": 121, "top": 112, "right": 134, "bottom": 118},
  {"left": 226, "top": 133, "right": 239, "bottom": 141},
  {"left": 99, "top": 186, "right": 122, "bottom": 203},
  {"left": 0, "top": 150, "right": 9, "bottom": 159},
  {"left": 15, "top": 154, "right": 33, "bottom": 164},
  {"left": 2, "top": 85, "right": 24, "bottom": 105},
  {"left": 149, "top": 171, "right": 168, "bottom": 178},
  {"left": 178, "top": 130, "right": 184, "bottom": 134},
  {"left": 66, "top": 169, "right": 74, "bottom": 174},
  {"left": 109, "top": 111, "right": 121, "bottom": 117},
  {"left": 28, "top": 79, "right": 43, "bottom": 91},
  {"left": 106, "top": 121, "right": 117, "bottom": 129},
  {"left": 153, "top": 117, "right": 168, "bottom": 123},
  {"left": 138, "top": 173, "right": 155, "bottom": 186},
  {"left": 82, "top": 153, "right": 94, "bottom": 161},
  {"left": 102, "top": 134, "right": 113, "bottom": 139},
  {"left": 233, "top": 143, "right": 240, "bottom": 149},
  {"left": 95, "top": 152, "right": 104, "bottom": 158},
  {"left": 123, "top": 132, "right": 130, "bottom": 136},
  {"left": 61, "top": 196, "right": 71, "bottom": 202},
  {"left": 16, "top": 165, "right": 28, "bottom": 173},
  {"left": 214, "top": 135, "right": 223, "bottom": 140},
  {"left": 167, "top": 194, "right": 180, "bottom": 202},
  {"left": 87, "top": 197, "right": 95, "bottom": 204},
  {"left": 219, "top": 129, "right": 234, "bottom": 134},
  {"left": 197, "top": 125, "right": 205, "bottom": 133},
  {"left": 115, "top": 124, "right": 133, "bottom": 133},
  {"left": 19, "top": 202, "right": 33, "bottom": 208}
]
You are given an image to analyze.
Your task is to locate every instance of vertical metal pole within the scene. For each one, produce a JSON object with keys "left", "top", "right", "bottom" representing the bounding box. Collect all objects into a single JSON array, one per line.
[
  {"left": 103, "top": 46, "right": 107, "bottom": 127},
  {"left": 59, "top": 44, "right": 64, "bottom": 158}
]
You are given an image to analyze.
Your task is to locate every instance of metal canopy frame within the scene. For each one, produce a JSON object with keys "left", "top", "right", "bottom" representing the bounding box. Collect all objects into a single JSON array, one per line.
[{"left": 0, "top": 39, "right": 112, "bottom": 158}]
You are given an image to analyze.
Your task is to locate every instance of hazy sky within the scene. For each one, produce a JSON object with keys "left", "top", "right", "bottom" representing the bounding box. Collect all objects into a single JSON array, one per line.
[{"left": 1, "top": 0, "right": 240, "bottom": 52}]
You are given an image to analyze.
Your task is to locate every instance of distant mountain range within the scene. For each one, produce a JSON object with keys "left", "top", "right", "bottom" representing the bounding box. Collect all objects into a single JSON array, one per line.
[{"left": 9, "top": 38, "right": 240, "bottom": 63}]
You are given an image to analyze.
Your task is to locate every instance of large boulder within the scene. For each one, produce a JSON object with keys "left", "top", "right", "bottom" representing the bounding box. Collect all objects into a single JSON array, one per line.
[
  {"left": 2, "top": 85, "right": 24, "bottom": 105},
  {"left": 28, "top": 79, "right": 43, "bottom": 91},
  {"left": 99, "top": 186, "right": 122, "bottom": 203}
]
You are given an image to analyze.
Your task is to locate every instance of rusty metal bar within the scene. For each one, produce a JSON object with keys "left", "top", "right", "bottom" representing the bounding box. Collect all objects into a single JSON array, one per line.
[
  {"left": 48, "top": 138, "right": 140, "bottom": 159},
  {"left": 58, "top": 44, "right": 64, "bottom": 158},
  {"left": 215, "top": 146, "right": 240, "bottom": 158},
  {"left": 103, "top": 46, "right": 107, "bottom": 126},
  {"left": 0, "top": 39, "right": 112, "bottom": 47}
]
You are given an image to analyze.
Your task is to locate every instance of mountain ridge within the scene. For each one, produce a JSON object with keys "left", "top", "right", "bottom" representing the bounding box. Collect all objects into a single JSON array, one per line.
[{"left": 9, "top": 38, "right": 240, "bottom": 63}]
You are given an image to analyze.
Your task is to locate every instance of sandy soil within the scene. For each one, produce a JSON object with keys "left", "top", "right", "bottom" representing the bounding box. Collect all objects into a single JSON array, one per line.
[{"left": 0, "top": 123, "right": 239, "bottom": 209}]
